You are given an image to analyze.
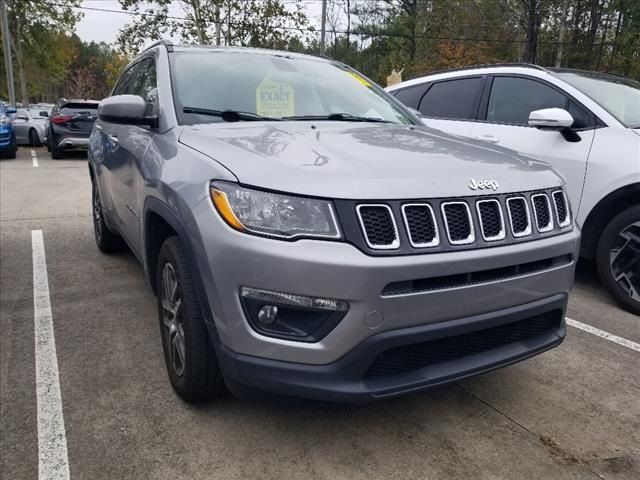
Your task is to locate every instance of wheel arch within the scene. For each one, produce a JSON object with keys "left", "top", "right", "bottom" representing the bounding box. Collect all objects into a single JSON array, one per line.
[{"left": 580, "top": 182, "right": 640, "bottom": 259}]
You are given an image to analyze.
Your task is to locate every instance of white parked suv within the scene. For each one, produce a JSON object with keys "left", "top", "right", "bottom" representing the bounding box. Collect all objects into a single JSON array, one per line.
[{"left": 387, "top": 65, "right": 640, "bottom": 315}]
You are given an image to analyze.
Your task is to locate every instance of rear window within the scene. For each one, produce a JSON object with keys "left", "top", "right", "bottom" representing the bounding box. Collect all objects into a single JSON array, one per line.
[
  {"left": 60, "top": 103, "right": 99, "bottom": 115},
  {"left": 419, "top": 77, "right": 483, "bottom": 120}
]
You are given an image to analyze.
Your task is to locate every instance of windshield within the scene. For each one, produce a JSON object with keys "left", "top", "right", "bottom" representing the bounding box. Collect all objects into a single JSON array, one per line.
[
  {"left": 554, "top": 71, "right": 640, "bottom": 128},
  {"left": 170, "top": 51, "right": 414, "bottom": 125}
]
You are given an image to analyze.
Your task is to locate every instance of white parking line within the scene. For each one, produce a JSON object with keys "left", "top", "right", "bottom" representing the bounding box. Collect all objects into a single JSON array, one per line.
[
  {"left": 566, "top": 317, "right": 640, "bottom": 353},
  {"left": 32, "top": 230, "right": 70, "bottom": 480},
  {"left": 31, "top": 149, "right": 38, "bottom": 168}
]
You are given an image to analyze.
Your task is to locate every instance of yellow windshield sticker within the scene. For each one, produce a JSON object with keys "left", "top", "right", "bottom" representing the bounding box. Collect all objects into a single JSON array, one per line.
[
  {"left": 256, "top": 76, "right": 295, "bottom": 118},
  {"left": 348, "top": 71, "right": 372, "bottom": 88}
]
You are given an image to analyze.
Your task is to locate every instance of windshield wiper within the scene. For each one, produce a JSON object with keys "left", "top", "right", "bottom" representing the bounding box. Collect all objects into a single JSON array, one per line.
[
  {"left": 182, "top": 107, "right": 280, "bottom": 122},
  {"left": 282, "top": 113, "right": 394, "bottom": 123}
]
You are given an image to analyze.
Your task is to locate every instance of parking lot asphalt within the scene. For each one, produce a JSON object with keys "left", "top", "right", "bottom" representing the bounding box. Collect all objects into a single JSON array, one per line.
[{"left": 1, "top": 148, "right": 638, "bottom": 480}]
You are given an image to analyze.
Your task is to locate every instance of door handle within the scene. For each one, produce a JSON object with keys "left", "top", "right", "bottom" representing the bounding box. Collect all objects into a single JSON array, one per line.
[{"left": 474, "top": 134, "right": 500, "bottom": 144}]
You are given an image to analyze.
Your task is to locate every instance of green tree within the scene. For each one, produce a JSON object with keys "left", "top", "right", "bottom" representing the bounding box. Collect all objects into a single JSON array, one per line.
[
  {"left": 4, "top": 0, "right": 81, "bottom": 104},
  {"left": 117, "top": 0, "right": 309, "bottom": 54}
]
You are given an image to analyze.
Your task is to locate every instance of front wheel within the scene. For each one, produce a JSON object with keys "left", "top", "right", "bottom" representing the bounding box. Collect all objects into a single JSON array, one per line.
[
  {"left": 92, "top": 180, "right": 124, "bottom": 253},
  {"left": 596, "top": 205, "right": 640, "bottom": 316},
  {"left": 157, "top": 236, "right": 224, "bottom": 403}
]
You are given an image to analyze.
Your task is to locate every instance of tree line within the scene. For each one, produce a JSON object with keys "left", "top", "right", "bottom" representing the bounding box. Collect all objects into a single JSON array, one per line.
[{"left": 1, "top": 0, "right": 638, "bottom": 105}]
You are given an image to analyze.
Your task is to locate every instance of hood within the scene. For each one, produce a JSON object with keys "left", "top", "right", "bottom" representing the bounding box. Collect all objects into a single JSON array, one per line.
[{"left": 179, "top": 122, "right": 563, "bottom": 199}]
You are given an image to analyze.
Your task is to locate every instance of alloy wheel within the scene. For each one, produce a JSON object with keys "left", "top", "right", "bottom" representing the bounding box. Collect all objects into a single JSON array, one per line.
[
  {"left": 610, "top": 221, "right": 640, "bottom": 303},
  {"left": 161, "top": 262, "right": 186, "bottom": 377}
]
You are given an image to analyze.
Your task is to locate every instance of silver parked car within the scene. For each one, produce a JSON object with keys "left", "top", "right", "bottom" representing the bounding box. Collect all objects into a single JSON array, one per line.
[
  {"left": 89, "top": 41, "right": 579, "bottom": 403},
  {"left": 14, "top": 108, "right": 48, "bottom": 146}
]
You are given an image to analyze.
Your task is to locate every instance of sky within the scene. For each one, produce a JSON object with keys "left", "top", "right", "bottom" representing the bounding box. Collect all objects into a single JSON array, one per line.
[{"left": 75, "top": 0, "right": 325, "bottom": 45}]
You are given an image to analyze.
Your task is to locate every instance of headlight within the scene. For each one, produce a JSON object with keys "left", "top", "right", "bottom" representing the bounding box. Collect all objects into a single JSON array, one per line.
[
  {"left": 0, "top": 117, "right": 8, "bottom": 126},
  {"left": 210, "top": 181, "right": 341, "bottom": 240}
]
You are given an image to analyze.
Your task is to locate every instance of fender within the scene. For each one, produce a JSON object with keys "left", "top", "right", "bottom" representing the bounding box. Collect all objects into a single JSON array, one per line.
[{"left": 142, "top": 197, "right": 225, "bottom": 354}]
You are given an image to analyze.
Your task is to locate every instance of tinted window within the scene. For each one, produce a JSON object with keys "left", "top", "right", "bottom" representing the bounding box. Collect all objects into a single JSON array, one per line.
[
  {"left": 419, "top": 77, "right": 483, "bottom": 120},
  {"left": 60, "top": 103, "right": 99, "bottom": 115},
  {"left": 393, "top": 84, "right": 429, "bottom": 109},
  {"left": 568, "top": 101, "right": 595, "bottom": 129},
  {"left": 487, "top": 77, "right": 567, "bottom": 125}
]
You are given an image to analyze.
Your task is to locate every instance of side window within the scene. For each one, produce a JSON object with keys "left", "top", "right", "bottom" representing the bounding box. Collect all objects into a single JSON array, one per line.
[
  {"left": 568, "top": 101, "right": 595, "bottom": 130},
  {"left": 113, "top": 64, "right": 139, "bottom": 96},
  {"left": 130, "top": 57, "right": 157, "bottom": 101},
  {"left": 393, "top": 84, "right": 429, "bottom": 110},
  {"left": 486, "top": 77, "right": 566, "bottom": 126},
  {"left": 418, "top": 77, "right": 483, "bottom": 120}
]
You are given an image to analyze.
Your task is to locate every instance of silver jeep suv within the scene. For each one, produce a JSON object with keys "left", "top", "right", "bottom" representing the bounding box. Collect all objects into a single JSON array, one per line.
[{"left": 89, "top": 41, "right": 580, "bottom": 403}]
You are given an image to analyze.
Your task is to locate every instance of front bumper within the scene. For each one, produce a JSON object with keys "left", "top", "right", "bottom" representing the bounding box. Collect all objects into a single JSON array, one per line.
[
  {"left": 190, "top": 198, "right": 579, "bottom": 400},
  {"left": 0, "top": 127, "right": 13, "bottom": 148},
  {"left": 218, "top": 295, "right": 566, "bottom": 402}
]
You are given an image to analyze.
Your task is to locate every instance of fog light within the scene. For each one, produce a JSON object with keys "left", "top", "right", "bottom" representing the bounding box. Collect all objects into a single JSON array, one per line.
[
  {"left": 239, "top": 287, "right": 349, "bottom": 342},
  {"left": 257, "top": 305, "right": 279, "bottom": 325}
]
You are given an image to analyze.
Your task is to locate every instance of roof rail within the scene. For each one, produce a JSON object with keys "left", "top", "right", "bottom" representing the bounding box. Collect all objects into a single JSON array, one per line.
[
  {"left": 408, "top": 62, "right": 551, "bottom": 81},
  {"left": 142, "top": 39, "right": 174, "bottom": 53}
]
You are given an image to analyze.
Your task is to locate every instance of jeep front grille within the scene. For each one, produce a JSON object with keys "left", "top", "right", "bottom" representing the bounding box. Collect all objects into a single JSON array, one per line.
[
  {"left": 349, "top": 188, "right": 571, "bottom": 255},
  {"left": 532, "top": 193, "right": 553, "bottom": 232},
  {"left": 356, "top": 204, "right": 399, "bottom": 249},
  {"left": 363, "top": 310, "right": 563, "bottom": 379},
  {"left": 552, "top": 190, "right": 570, "bottom": 227},
  {"left": 402, "top": 204, "right": 439, "bottom": 247}
]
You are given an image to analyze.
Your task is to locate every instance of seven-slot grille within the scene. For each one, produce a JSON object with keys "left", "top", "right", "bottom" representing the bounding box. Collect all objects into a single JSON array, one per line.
[
  {"left": 354, "top": 189, "right": 571, "bottom": 252},
  {"left": 356, "top": 205, "right": 399, "bottom": 249},
  {"left": 552, "top": 190, "right": 570, "bottom": 227}
]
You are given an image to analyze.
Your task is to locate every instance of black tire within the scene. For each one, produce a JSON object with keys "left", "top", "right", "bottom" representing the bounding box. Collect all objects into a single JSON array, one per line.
[
  {"left": 50, "top": 139, "right": 63, "bottom": 159},
  {"left": 92, "top": 180, "right": 124, "bottom": 253},
  {"left": 596, "top": 205, "right": 640, "bottom": 316},
  {"left": 29, "top": 129, "right": 40, "bottom": 147},
  {"left": 6, "top": 139, "right": 16, "bottom": 159},
  {"left": 156, "top": 236, "right": 224, "bottom": 403}
]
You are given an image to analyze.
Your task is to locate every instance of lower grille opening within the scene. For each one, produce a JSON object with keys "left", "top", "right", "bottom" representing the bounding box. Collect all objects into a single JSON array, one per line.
[
  {"left": 363, "top": 310, "right": 563, "bottom": 380},
  {"left": 382, "top": 254, "right": 573, "bottom": 296}
]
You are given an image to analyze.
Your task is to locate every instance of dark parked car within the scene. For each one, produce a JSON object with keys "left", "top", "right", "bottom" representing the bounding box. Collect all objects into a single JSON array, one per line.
[
  {"left": 0, "top": 102, "right": 17, "bottom": 158},
  {"left": 46, "top": 99, "right": 99, "bottom": 158}
]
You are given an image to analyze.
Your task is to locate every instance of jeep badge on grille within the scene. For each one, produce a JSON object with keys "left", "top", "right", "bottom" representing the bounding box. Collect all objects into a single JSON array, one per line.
[{"left": 468, "top": 179, "right": 499, "bottom": 191}]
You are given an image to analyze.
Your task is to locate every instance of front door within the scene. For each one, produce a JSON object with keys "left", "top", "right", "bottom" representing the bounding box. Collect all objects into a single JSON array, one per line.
[{"left": 470, "top": 75, "right": 596, "bottom": 219}]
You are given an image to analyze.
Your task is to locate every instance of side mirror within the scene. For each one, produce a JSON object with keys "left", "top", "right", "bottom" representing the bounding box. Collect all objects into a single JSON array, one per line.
[
  {"left": 528, "top": 108, "right": 580, "bottom": 143},
  {"left": 98, "top": 95, "right": 158, "bottom": 128},
  {"left": 528, "top": 108, "right": 573, "bottom": 128}
]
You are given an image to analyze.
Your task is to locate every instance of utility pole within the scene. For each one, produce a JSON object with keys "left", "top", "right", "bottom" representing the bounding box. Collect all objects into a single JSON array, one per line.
[
  {"left": 0, "top": 0, "right": 16, "bottom": 106},
  {"left": 215, "top": 3, "right": 221, "bottom": 46},
  {"left": 320, "top": 0, "right": 327, "bottom": 53}
]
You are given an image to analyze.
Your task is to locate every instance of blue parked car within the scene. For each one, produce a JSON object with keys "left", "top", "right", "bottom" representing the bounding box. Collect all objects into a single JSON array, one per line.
[{"left": 0, "top": 102, "right": 17, "bottom": 158}]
